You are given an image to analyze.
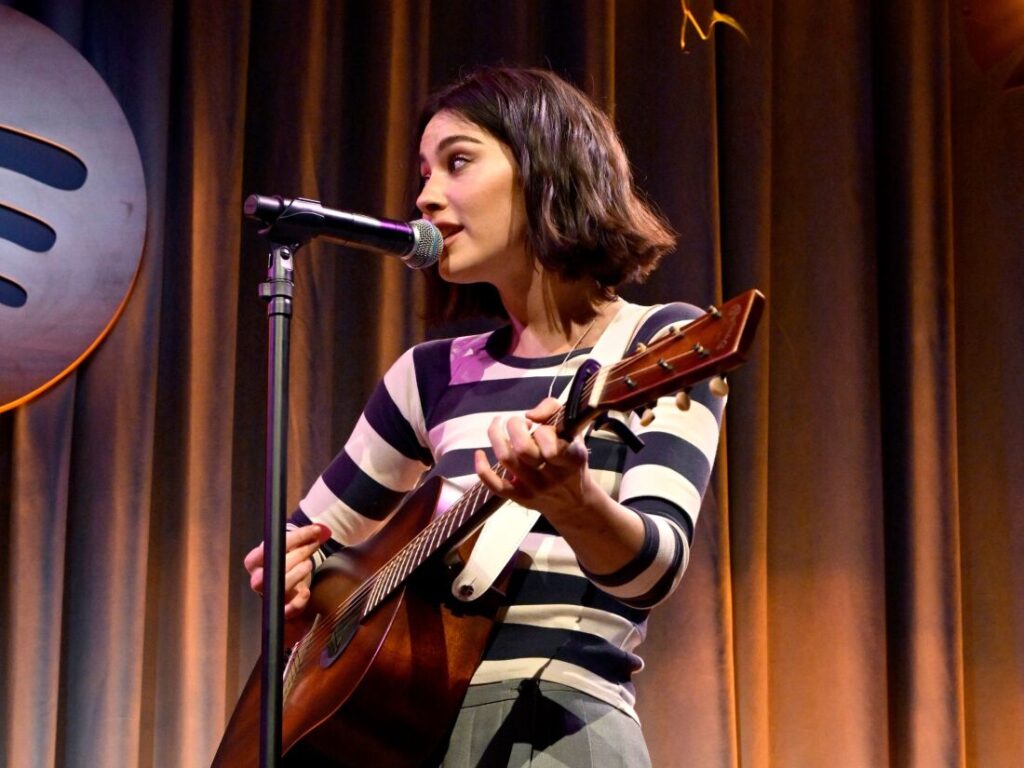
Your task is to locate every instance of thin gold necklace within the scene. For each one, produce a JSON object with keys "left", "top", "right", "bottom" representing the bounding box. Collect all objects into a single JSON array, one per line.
[{"left": 545, "top": 302, "right": 614, "bottom": 399}]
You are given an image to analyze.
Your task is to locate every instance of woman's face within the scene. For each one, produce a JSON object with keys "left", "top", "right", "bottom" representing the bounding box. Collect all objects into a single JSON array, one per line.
[{"left": 416, "top": 111, "right": 530, "bottom": 288}]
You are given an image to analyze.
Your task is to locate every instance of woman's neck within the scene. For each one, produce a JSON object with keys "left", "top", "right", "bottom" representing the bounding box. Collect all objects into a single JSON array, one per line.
[{"left": 498, "top": 268, "right": 621, "bottom": 358}]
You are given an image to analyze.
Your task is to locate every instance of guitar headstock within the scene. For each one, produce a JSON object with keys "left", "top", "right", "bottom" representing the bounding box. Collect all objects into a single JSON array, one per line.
[{"left": 585, "top": 289, "right": 765, "bottom": 417}]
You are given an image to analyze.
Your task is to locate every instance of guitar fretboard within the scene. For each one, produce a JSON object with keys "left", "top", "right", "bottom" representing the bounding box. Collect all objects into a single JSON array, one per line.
[{"left": 362, "top": 463, "right": 516, "bottom": 614}]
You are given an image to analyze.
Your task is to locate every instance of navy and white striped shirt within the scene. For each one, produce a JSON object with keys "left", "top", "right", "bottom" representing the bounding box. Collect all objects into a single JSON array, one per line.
[{"left": 291, "top": 301, "right": 724, "bottom": 721}]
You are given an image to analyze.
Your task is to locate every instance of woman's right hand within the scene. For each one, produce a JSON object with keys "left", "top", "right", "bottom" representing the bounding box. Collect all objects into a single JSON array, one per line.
[{"left": 244, "top": 523, "right": 331, "bottom": 620}]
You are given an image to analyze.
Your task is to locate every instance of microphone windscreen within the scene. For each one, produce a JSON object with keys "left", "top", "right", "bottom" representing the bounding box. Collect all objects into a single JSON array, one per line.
[{"left": 406, "top": 219, "right": 443, "bottom": 269}]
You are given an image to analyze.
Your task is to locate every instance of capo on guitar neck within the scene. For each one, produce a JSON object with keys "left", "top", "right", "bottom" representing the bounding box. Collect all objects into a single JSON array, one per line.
[
  {"left": 559, "top": 358, "right": 603, "bottom": 439},
  {"left": 562, "top": 357, "right": 645, "bottom": 452}
]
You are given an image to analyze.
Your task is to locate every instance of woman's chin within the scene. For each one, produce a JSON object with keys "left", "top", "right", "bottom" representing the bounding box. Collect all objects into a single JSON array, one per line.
[{"left": 438, "top": 259, "right": 482, "bottom": 285}]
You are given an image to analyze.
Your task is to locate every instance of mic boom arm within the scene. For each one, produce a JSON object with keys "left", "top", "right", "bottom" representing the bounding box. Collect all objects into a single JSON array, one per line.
[{"left": 244, "top": 194, "right": 442, "bottom": 269}]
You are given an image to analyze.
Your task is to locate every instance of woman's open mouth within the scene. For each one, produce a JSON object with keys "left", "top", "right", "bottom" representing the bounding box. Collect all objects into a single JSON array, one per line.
[{"left": 435, "top": 223, "right": 464, "bottom": 246}]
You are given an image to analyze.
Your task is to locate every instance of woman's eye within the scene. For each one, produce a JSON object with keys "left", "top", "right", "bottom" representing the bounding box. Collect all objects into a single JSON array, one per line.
[{"left": 449, "top": 154, "right": 470, "bottom": 172}]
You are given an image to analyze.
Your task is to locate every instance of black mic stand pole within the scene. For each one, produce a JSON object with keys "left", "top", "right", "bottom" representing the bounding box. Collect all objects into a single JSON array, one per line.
[{"left": 256, "top": 237, "right": 303, "bottom": 768}]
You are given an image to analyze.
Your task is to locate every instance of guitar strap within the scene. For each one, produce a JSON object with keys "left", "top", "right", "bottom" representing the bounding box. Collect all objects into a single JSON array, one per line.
[{"left": 451, "top": 299, "right": 662, "bottom": 602}]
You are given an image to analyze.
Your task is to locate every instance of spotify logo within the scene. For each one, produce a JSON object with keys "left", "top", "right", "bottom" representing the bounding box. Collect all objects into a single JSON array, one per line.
[{"left": 0, "top": 8, "right": 146, "bottom": 411}]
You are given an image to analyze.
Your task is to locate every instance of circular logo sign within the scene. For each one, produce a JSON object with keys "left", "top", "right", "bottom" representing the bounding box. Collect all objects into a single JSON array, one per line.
[{"left": 0, "top": 8, "right": 147, "bottom": 411}]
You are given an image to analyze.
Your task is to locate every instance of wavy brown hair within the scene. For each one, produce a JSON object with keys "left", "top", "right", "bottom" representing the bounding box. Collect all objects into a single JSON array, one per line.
[{"left": 418, "top": 66, "right": 676, "bottom": 319}]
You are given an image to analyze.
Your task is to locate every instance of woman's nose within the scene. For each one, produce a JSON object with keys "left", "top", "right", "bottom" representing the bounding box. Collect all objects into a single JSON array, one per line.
[{"left": 416, "top": 175, "right": 445, "bottom": 216}]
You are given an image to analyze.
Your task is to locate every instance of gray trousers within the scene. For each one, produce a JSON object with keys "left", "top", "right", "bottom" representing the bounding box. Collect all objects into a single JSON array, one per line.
[{"left": 439, "top": 679, "right": 652, "bottom": 768}]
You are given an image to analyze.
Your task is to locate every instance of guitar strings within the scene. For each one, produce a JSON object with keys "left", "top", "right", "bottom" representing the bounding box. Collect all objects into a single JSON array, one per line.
[{"left": 290, "top": 464, "right": 515, "bottom": 663}]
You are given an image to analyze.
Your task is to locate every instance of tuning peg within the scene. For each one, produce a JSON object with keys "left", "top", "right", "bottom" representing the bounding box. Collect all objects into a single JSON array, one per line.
[
  {"left": 639, "top": 408, "right": 656, "bottom": 426},
  {"left": 710, "top": 376, "right": 729, "bottom": 397},
  {"left": 675, "top": 390, "right": 691, "bottom": 411}
]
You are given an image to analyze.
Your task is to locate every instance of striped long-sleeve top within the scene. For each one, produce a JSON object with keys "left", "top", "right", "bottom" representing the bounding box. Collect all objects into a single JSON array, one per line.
[{"left": 290, "top": 301, "right": 724, "bottom": 721}]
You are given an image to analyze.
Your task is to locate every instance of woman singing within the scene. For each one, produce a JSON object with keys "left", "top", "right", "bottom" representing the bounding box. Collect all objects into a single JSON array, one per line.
[{"left": 245, "top": 66, "right": 724, "bottom": 767}]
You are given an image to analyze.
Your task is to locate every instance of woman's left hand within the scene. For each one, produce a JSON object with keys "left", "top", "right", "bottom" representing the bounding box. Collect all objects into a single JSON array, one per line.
[
  {"left": 474, "top": 397, "right": 596, "bottom": 520},
  {"left": 476, "top": 396, "right": 647, "bottom": 574}
]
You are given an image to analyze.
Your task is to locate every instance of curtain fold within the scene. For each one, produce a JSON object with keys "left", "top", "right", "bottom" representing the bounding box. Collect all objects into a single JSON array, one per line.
[
  {"left": 7, "top": 382, "right": 74, "bottom": 768},
  {"left": 949, "top": 1, "right": 1024, "bottom": 765},
  {"left": 763, "top": 1, "right": 888, "bottom": 764},
  {"left": 875, "top": 3, "right": 965, "bottom": 767},
  {"left": 1, "top": 1, "right": 1021, "bottom": 766}
]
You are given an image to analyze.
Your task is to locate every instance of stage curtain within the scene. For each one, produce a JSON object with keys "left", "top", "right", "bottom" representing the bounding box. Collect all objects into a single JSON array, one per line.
[{"left": 1, "top": 1, "right": 1021, "bottom": 766}]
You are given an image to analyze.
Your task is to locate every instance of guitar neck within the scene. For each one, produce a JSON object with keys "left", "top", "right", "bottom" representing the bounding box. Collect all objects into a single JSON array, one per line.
[{"left": 362, "top": 461, "right": 518, "bottom": 614}]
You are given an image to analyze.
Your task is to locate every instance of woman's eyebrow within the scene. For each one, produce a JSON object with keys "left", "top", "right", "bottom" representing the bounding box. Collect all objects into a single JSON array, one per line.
[{"left": 419, "top": 134, "right": 485, "bottom": 162}]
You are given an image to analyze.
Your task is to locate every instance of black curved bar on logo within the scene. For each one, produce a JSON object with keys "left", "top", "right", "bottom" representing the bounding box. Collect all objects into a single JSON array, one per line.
[
  {"left": 0, "top": 125, "right": 87, "bottom": 191},
  {"left": 0, "top": 275, "right": 28, "bottom": 308},
  {"left": 0, "top": 203, "right": 57, "bottom": 252}
]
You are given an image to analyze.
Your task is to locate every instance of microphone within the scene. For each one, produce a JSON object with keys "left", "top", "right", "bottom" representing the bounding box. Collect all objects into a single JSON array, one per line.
[{"left": 243, "top": 194, "right": 442, "bottom": 269}]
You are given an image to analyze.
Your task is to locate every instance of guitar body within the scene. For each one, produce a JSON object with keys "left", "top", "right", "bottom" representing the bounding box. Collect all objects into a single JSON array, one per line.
[{"left": 213, "top": 476, "right": 498, "bottom": 767}]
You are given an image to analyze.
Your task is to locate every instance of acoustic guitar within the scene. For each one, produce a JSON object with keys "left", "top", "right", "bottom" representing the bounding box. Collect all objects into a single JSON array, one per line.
[{"left": 213, "top": 289, "right": 765, "bottom": 767}]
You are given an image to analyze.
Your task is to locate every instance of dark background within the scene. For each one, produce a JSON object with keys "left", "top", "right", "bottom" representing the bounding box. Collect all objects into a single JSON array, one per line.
[{"left": 1, "top": 1, "right": 1022, "bottom": 766}]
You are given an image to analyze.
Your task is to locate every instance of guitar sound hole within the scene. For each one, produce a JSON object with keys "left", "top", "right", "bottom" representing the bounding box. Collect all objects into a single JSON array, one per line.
[{"left": 321, "top": 602, "right": 362, "bottom": 669}]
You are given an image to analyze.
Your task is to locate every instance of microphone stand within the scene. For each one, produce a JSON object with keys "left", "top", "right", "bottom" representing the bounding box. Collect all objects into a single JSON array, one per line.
[
  {"left": 255, "top": 231, "right": 306, "bottom": 768},
  {"left": 244, "top": 195, "right": 436, "bottom": 766}
]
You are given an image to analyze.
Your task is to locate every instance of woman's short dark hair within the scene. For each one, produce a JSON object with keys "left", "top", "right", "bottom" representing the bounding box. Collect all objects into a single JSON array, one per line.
[{"left": 418, "top": 66, "right": 676, "bottom": 320}]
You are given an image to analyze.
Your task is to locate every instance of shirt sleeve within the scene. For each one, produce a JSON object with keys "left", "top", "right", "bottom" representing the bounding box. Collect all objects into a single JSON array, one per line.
[
  {"left": 287, "top": 344, "right": 435, "bottom": 568},
  {"left": 580, "top": 302, "right": 726, "bottom": 608}
]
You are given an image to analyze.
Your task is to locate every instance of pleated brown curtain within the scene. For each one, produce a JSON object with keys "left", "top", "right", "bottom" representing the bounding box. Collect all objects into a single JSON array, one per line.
[{"left": 1, "top": 1, "right": 1022, "bottom": 766}]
